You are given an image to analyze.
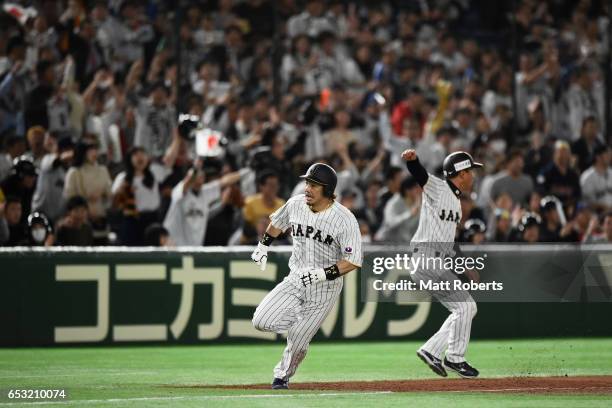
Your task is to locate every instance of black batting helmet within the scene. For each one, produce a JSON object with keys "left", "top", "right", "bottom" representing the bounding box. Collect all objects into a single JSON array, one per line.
[
  {"left": 442, "top": 151, "right": 483, "bottom": 178},
  {"left": 300, "top": 163, "right": 337, "bottom": 198}
]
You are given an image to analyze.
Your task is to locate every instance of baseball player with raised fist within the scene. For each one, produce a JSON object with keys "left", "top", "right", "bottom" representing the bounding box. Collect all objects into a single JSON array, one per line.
[
  {"left": 251, "top": 163, "right": 362, "bottom": 390},
  {"left": 402, "top": 149, "right": 483, "bottom": 378}
]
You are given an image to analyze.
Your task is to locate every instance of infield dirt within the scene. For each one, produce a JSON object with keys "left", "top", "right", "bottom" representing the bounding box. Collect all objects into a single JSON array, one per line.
[{"left": 196, "top": 376, "right": 612, "bottom": 395}]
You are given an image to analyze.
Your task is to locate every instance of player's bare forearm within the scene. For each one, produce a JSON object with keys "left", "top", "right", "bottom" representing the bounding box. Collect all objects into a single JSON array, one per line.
[
  {"left": 337, "top": 259, "right": 359, "bottom": 276},
  {"left": 265, "top": 224, "right": 283, "bottom": 238},
  {"left": 220, "top": 171, "right": 241, "bottom": 188},
  {"left": 162, "top": 128, "right": 181, "bottom": 168},
  {"left": 220, "top": 168, "right": 252, "bottom": 189}
]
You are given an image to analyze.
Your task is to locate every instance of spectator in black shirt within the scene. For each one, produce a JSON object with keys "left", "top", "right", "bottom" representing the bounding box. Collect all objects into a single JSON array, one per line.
[
  {"left": 1, "top": 196, "right": 28, "bottom": 245},
  {"left": 513, "top": 212, "right": 541, "bottom": 243},
  {"left": 540, "top": 194, "right": 589, "bottom": 242},
  {"left": 232, "top": 0, "right": 275, "bottom": 38},
  {"left": 377, "top": 166, "right": 403, "bottom": 217},
  {"left": 571, "top": 116, "right": 604, "bottom": 173},
  {"left": 536, "top": 141, "right": 581, "bottom": 207},
  {"left": 1, "top": 156, "right": 38, "bottom": 224},
  {"left": 353, "top": 180, "right": 383, "bottom": 235},
  {"left": 24, "top": 60, "right": 56, "bottom": 131},
  {"left": 143, "top": 223, "right": 171, "bottom": 246},
  {"left": 55, "top": 196, "right": 94, "bottom": 246},
  {"left": 539, "top": 196, "right": 563, "bottom": 242},
  {"left": 204, "top": 184, "right": 243, "bottom": 246}
]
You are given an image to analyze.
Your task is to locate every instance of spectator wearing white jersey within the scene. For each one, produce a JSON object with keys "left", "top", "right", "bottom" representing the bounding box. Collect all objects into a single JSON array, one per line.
[
  {"left": 163, "top": 163, "right": 251, "bottom": 246},
  {"left": 375, "top": 176, "right": 421, "bottom": 243},
  {"left": 124, "top": 59, "right": 176, "bottom": 160},
  {"left": 32, "top": 134, "right": 74, "bottom": 223},
  {"left": 565, "top": 65, "right": 601, "bottom": 142},
  {"left": 287, "top": 0, "right": 335, "bottom": 38},
  {"left": 580, "top": 146, "right": 612, "bottom": 212},
  {"left": 130, "top": 81, "right": 176, "bottom": 160}
]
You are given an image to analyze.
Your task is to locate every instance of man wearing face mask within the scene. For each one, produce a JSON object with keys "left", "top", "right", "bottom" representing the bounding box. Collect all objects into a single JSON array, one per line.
[{"left": 27, "top": 212, "right": 53, "bottom": 246}]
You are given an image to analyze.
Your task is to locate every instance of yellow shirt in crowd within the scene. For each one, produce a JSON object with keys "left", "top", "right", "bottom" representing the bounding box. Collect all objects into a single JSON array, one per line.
[{"left": 242, "top": 194, "right": 285, "bottom": 227}]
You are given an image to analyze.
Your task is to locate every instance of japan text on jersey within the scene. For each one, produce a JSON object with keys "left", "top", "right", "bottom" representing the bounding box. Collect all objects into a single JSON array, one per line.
[
  {"left": 269, "top": 194, "right": 363, "bottom": 271},
  {"left": 411, "top": 174, "right": 462, "bottom": 244},
  {"left": 290, "top": 223, "right": 334, "bottom": 245}
]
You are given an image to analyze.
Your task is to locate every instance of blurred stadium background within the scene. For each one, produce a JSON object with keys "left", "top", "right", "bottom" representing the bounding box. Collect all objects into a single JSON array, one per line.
[
  {"left": 0, "top": 0, "right": 611, "bottom": 406},
  {"left": 0, "top": 0, "right": 610, "bottom": 246}
]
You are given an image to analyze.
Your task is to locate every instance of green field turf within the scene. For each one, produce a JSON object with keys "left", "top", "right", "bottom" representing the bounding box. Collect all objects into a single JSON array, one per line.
[{"left": 0, "top": 338, "right": 611, "bottom": 407}]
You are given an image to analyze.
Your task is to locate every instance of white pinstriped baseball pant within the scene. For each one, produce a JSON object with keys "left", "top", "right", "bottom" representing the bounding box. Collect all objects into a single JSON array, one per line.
[
  {"left": 412, "top": 268, "right": 477, "bottom": 363},
  {"left": 252, "top": 275, "right": 343, "bottom": 380}
]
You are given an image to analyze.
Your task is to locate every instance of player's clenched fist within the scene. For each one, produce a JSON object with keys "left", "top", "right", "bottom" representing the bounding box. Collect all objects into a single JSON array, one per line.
[
  {"left": 298, "top": 268, "right": 326, "bottom": 287},
  {"left": 401, "top": 149, "right": 417, "bottom": 161},
  {"left": 251, "top": 242, "right": 268, "bottom": 271}
]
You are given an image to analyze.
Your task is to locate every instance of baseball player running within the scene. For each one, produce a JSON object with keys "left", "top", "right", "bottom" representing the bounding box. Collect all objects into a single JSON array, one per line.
[
  {"left": 402, "top": 149, "right": 482, "bottom": 378},
  {"left": 250, "top": 163, "right": 363, "bottom": 389}
]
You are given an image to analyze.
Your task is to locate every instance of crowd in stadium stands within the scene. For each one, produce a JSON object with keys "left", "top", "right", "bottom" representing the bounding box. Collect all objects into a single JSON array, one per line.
[{"left": 0, "top": 0, "right": 610, "bottom": 247}]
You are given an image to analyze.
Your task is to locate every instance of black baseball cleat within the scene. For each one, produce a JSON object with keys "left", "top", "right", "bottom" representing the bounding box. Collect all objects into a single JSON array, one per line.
[
  {"left": 271, "top": 378, "right": 289, "bottom": 389},
  {"left": 443, "top": 359, "right": 479, "bottom": 378},
  {"left": 416, "top": 349, "right": 447, "bottom": 377}
]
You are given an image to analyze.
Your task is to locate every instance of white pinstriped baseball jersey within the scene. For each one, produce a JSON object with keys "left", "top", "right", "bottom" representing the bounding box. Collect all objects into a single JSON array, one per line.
[
  {"left": 411, "top": 174, "right": 461, "bottom": 244},
  {"left": 252, "top": 193, "right": 363, "bottom": 381},
  {"left": 270, "top": 194, "right": 363, "bottom": 273},
  {"left": 409, "top": 172, "right": 477, "bottom": 364}
]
